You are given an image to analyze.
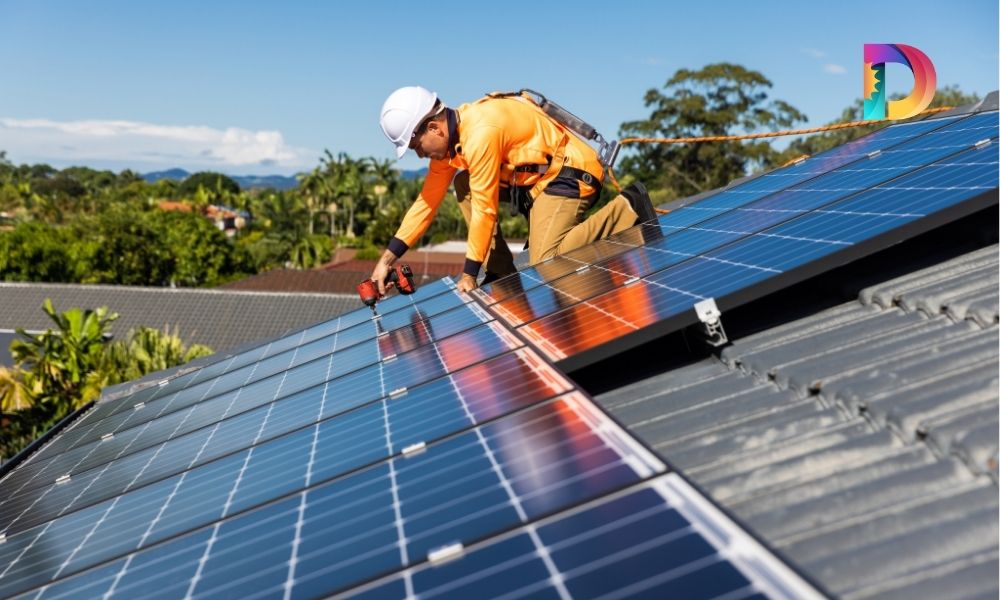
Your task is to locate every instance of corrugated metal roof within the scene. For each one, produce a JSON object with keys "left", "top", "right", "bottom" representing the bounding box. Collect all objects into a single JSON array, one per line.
[
  {"left": 596, "top": 244, "right": 999, "bottom": 598},
  {"left": 0, "top": 282, "right": 357, "bottom": 355}
]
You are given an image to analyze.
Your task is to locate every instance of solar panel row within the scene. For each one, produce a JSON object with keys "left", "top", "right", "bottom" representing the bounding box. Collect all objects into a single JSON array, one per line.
[
  {"left": 477, "top": 113, "right": 964, "bottom": 306},
  {"left": 473, "top": 111, "right": 998, "bottom": 369}
]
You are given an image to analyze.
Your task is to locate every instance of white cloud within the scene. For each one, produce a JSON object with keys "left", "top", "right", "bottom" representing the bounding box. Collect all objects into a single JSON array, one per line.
[
  {"left": 824, "top": 63, "right": 847, "bottom": 75},
  {"left": 0, "top": 117, "right": 315, "bottom": 173},
  {"left": 801, "top": 48, "right": 827, "bottom": 59}
]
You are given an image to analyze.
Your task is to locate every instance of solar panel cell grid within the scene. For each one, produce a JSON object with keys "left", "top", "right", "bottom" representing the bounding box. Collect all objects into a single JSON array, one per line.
[
  {"left": 332, "top": 474, "right": 817, "bottom": 600},
  {"left": 3, "top": 393, "right": 663, "bottom": 599}
]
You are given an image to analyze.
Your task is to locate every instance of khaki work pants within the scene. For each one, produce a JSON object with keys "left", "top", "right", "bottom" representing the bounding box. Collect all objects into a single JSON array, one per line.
[
  {"left": 454, "top": 170, "right": 639, "bottom": 273},
  {"left": 527, "top": 191, "right": 637, "bottom": 265}
]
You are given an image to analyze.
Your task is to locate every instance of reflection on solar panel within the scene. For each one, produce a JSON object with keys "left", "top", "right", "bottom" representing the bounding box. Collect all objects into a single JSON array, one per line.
[{"left": 476, "top": 110, "right": 999, "bottom": 370}]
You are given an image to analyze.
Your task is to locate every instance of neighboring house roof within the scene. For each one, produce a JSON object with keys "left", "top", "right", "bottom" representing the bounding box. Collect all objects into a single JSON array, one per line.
[
  {"left": 0, "top": 282, "right": 356, "bottom": 356},
  {"left": 596, "top": 244, "right": 999, "bottom": 599},
  {"left": 218, "top": 268, "right": 375, "bottom": 294},
  {"left": 220, "top": 263, "right": 459, "bottom": 295},
  {"left": 324, "top": 259, "right": 463, "bottom": 277}
]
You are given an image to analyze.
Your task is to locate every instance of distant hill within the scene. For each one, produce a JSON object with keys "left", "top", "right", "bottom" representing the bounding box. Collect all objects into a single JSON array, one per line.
[
  {"left": 142, "top": 169, "right": 299, "bottom": 191},
  {"left": 143, "top": 167, "right": 428, "bottom": 191}
]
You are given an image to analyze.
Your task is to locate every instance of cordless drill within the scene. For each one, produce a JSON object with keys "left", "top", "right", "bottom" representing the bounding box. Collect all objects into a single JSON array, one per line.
[{"left": 357, "top": 264, "right": 416, "bottom": 315}]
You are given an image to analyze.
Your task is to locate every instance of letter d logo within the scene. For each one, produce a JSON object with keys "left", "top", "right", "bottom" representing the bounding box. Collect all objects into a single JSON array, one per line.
[{"left": 863, "top": 44, "right": 937, "bottom": 120}]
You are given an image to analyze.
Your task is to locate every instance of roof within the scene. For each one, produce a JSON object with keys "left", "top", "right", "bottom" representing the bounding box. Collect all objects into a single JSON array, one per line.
[
  {"left": 0, "top": 282, "right": 356, "bottom": 355},
  {"left": 596, "top": 243, "right": 999, "bottom": 599}
]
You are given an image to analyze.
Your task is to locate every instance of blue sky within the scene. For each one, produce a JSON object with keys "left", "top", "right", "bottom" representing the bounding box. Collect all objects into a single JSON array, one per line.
[{"left": 1, "top": 0, "right": 996, "bottom": 175}]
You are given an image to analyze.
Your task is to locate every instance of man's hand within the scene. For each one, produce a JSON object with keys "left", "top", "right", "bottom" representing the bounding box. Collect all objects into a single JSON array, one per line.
[
  {"left": 370, "top": 249, "right": 398, "bottom": 295},
  {"left": 456, "top": 273, "right": 478, "bottom": 293}
]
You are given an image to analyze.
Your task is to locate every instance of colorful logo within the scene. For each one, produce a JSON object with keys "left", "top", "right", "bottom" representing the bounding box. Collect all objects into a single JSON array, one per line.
[{"left": 863, "top": 44, "right": 936, "bottom": 121}]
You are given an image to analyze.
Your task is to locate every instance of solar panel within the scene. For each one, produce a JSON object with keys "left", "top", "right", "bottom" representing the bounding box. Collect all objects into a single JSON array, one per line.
[
  {"left": 477, "top": 111, "right": 998, "bottom": 369},
  {"left": 0, "top": 310, "right": 533, "bottom": 534},
  {"left": 0, "top": 392, "right": 668, "bottom": 598},
  {"left": 21, "top": 279, "right": 466, "bottom": 469},
  {"left": 339, "top": 474, "right": 821, "bottom": 600},
  {"left": 478, "top": 112, "right": 964, "bottom": 305}
]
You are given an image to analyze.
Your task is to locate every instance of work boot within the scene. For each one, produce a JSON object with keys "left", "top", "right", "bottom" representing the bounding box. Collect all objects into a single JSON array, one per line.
[{"left": 622, "top": 182, "right": 656, "bottom": 224}]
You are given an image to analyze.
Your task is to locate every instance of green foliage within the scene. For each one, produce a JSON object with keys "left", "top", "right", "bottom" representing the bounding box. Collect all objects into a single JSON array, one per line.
[
  {"left": 0, "top": 301, "right": 213, "bottom": 459},
  {"left": 0, "top": 221, "right": 78, "bottom": 281},
  {"left": 618, "top": 63, "right": 807, "bottom": 200},
  {"left": 178, "top": 171, "right": 241, "bottom": 197},
  {"left": 103, "top": 326, "right": 213, "bottom": 384},
  {"left": 0, "top": 207, "right": 247, "bottom": 286},
  {"left": 289, "top": 234, "right": 332, "bottom": 269}
]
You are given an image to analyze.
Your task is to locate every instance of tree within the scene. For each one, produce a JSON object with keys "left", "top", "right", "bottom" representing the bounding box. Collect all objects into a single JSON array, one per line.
[
  {"left": 618, "top": 63, "right": 807, "bottom": 200},
  {"left": 0, "top": 301, "right": 214, "bottom": 458},
  {"left": 103, "top": 326, "right": 213, "bottom": 384},
  {"left": 178, "top": 171, "right": 240, "bottom": 197},
  {"left": 288, "top": 234, "right": 331, "bottom": 269},
  {"left": 7, "top": 300, "right": 117, "bottom": 425}
]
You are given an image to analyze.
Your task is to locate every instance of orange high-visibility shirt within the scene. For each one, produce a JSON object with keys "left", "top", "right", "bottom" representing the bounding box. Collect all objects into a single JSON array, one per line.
[{"left": 388, "top": 95, "right": 602, "bottom": 276}]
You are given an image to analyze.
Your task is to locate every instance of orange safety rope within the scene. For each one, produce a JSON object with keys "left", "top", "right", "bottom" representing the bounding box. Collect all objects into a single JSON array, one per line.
[{"left": 607, "top": 105, "right": 955, "bottom": 210}]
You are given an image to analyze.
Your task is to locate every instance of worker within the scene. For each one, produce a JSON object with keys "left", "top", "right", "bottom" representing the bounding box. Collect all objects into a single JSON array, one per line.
[{"left": 370, "top": 86, "right": 656, "bottom": 294}]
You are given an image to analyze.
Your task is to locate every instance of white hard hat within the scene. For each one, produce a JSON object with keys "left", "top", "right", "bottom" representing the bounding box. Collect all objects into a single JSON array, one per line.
[{"left": 380, "top": 86, "right": 438, "bottom": 159}]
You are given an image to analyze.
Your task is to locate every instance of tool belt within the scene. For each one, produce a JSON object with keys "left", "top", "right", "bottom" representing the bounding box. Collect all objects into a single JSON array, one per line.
[{"left": 506, "top": 162, "right": 603, "bottom": 217}]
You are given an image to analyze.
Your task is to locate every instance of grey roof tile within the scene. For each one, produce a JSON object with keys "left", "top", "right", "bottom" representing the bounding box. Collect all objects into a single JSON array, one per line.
[
  {"left": 847, "top": 550, "right": 999, "bottom": 600},
  {"left": 803, "top": 503, "right": 997, "bottom": 598},
  {"left": 719, "top": 303, "right": 877, "bottom": 370},
  {"left": 947, "top": 286, "right": 1000, "bottom": 326},
  {"left": 695, "top": 425, "right": 900, "bottom": 497},
  {"left": 623, "top": 384, "right": 801, "bottom": 450},
  {"left": 605, "top": 369, "right": 760, "bottom": 425},
  {"left": 682, "top": 419, "right": 871, "bottom": 483},
  {"left": 743, "top": 458, "right": 979, "bottom": 541},
  {"left": 826, "top": 326, "right": 997, "bottom": 414},
  {"left": 597, "top": 358, "right": 733, "bottom": 411},
  {"left": 896, "top": 264, "right": 998, "bottom": 318},
  {"left": 919, "top": 404, "right": 999, "bottom": 480},
  {"left": 650, "top": 399, "right": 832, "bottom": 467},
  {"left": 779, "top": 482, "right": 998, "bottom": 567},
  {"left": 859, "top": 244, "right": 998, "bottom": 309},
  {"left": 725, "top": 444, "right": 938, "bottom": 512},
  {"left": 596, "top": 243, "right": 998, "bottom": 599},
  {"left": 882, "top": 368, "right": 998, "bottom": 441},
  {"left": 0, "top": 283, "right": 357, "bottom": 354}
]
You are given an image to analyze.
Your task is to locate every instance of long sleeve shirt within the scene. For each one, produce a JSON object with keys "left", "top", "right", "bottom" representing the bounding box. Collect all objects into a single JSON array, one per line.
[{"left": 387, "top": 94, "right": 603, "bottom": 276}]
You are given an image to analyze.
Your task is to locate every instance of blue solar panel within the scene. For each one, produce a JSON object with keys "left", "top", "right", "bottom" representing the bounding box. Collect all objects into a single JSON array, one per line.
[
  {"left": 13, "top": 287, "right": 482, "bottom": 476},
  {"left": 478, "top": 112, "right": 997, "bottom": 329},
  {"left": 514, "top": 121, "right": 998, "bottom": 365},
  {"left": 0, "top": 316, "right": 533, "bottom": 535},
  {"left": 478, "top": 112, "right": 963, "bottom": 305},
  {"left": 328, "top": 474, "right": 820, "bottom": 600},
  {"left": 0, "top": 394, "right": 667, "bottom": 598}
]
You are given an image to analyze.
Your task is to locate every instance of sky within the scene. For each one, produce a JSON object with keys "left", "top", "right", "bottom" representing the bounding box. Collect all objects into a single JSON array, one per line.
[{"left": 1, "top": 0, "right": 997, "bottom": 176}]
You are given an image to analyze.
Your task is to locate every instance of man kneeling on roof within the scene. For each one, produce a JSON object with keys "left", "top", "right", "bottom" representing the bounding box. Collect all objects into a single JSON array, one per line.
[{"left": 370, "top": 86, "right": 656, "bottom": 294}]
